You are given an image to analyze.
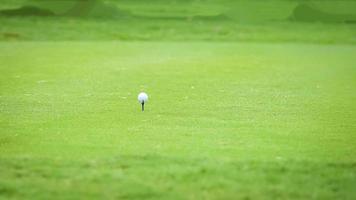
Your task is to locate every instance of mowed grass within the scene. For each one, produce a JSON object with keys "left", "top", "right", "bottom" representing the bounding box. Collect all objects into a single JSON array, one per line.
[
  {"left": 1, "top": 0, "right": 356, "bottom": 199},
  {"left": 1, "top": 0, "right": 356, "bottom": 43},
  {"left": 1, "top": 41, "right": 356, "bottom": 199}
]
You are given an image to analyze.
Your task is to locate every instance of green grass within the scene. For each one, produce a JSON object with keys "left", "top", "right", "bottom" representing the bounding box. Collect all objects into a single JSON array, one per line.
[
  {"left": 1, "top": 41, "right": 356, "bottom": 199},
  {"left": 1, "top": 0, "right": 356, "bottom": 199},
  {"left": 1, "top": 0, "right": 356, "bottom": 43},
  {"left": 1, "top": 17, "right": 356, "bottom": 43}
]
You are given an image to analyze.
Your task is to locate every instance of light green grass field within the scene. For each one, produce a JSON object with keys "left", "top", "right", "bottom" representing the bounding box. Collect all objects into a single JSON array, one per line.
[
  {"left": 1, "top": 0, "right": 356, "bottom": 199},
  {"left": 1, "top": 41, "right": 356, "bottom": 199}
]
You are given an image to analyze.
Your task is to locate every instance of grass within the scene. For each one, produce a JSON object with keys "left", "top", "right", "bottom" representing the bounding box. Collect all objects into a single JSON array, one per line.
[
  {"left": 1, "top": 0, "right": 356, "bottom": 43},
  {"left": 1, "top": 17, "right": 356, "bottom": 43},
  {"left": 1, "top": 41, "right": 356, "bottom": 199},
  {"left": 1, "top": 0, "right": 356, "bottom": 199}
]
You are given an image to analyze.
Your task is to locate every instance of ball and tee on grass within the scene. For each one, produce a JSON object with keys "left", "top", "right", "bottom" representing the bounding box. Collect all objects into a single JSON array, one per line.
[
  {"left": 2, "top": 1, "right": 356, "bottom": 199},
  {"left": 138, "top": 92, "right": 148, "bottom": 111}
]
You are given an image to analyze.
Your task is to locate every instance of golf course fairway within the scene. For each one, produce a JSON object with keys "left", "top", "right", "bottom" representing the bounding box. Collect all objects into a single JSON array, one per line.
[{"left": 1, "top": 41, "right": 355, "bottom": 199}]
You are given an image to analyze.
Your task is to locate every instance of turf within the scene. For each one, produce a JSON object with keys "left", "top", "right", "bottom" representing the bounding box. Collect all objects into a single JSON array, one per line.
[
  {"left": 1, "top": 1, "right": 356, "bottom": 43},
  {"left": 1, "top": 0, "right": 356, "bottom": 199},
  {"left": 1, "top": 41, "right": 356, "bottom": 199}
]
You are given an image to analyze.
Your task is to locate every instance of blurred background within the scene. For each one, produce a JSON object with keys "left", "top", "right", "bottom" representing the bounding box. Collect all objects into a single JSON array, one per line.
[{"left": 0, "top": 0, "right": 355, "bottom": 43}]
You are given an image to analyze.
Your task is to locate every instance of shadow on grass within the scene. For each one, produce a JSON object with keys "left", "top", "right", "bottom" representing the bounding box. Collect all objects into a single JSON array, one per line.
[
  {"left": 0, "top": 0, "right": 129, "bottom": 18},
  {"left": 290, "top": 3, "right": 356, "bottom": 23}
]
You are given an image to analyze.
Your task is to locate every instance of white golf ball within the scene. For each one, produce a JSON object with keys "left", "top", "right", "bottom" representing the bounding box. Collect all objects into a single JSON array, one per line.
[{"left": 138, "top": 92, "right": 148, "bottom": 103}]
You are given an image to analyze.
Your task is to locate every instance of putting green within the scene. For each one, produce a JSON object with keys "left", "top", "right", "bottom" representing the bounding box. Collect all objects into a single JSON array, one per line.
[{"left": 1, "top": 41, "right": 355, "bottom": 199}]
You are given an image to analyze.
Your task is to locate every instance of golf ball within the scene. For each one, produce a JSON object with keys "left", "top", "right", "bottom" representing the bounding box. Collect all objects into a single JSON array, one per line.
[{"left": 138, "top": 92, "right": 148, "bottom": 103}]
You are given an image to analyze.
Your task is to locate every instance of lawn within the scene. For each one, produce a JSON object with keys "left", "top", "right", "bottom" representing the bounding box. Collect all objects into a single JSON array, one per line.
[
  {"left": 1, "top": 0, "right": 356, "bottom": 199},
  {"left": 1, "top": 41, "right": 355, "bottom": 199}
]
